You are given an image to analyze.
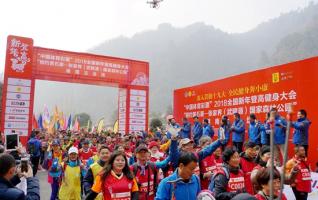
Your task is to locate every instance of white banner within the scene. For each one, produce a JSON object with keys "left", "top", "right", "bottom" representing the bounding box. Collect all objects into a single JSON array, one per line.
[
  {"left": 284, "top": 172, "right": 318, "bottom": 200},
  {"left": 119, "top": 114, "right": 126, "bottom": 119},
  {"left": 8, "top": 78, "right": 31, "bottom": 87},
  {"left": 5, "top": 114, "right": 29, "bottom": 122},
  {"left": 5, "top": 122, "right": 28, "bottom": 129},
  {"left": 5, "top": 107, "right": 30, "bottom": 115},
  {"left": 129, "top": 113, "right": 146, "bottom": 119},
  {"left": 130, "top": 89, "right": 146, "bottom": 96},
  {"left": 130, "top": 95, "right": 146, "bottom": 102},
  {"left": 119, "top": 102, "right": 126, "bottom": 107},
  {"left": 129, "top": 125, "right": 145, "bottom": 132},
  {"left": 130, "top": 101, "right": 146, "bottom": 107},
  {"left": 6, "top": 92, "right": 31, "bottom": 101},
  {"left": 7, "top": 85, "right": 31, "bottom": 93},
  {"left": 6, "top": 99, "right": 30, "bottom": 107},
  {"left": 130, "top": 107, "right": 146, "bottom": 113},
  {"left": 129, "top": 119, "right": 146, "bottom": 125},
  {"left": 4, "top": 129, "right": 28, "bottom": 136}
]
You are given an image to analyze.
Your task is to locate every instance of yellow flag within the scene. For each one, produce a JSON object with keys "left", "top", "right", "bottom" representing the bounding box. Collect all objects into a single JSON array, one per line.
[
  {"left": 97, "top": 118, "right": 104, "bottom": 133},
  {"left": 113, "top": 120, "right": 119, "bottom": 133}
]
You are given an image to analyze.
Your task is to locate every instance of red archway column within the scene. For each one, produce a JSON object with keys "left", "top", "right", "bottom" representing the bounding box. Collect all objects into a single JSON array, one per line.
[{"left": 1, "top": 36, "right": 35, "bottom": 146}]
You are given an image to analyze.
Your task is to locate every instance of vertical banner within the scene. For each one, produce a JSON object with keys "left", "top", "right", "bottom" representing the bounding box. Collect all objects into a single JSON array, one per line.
[
  {"left": 118, "top": 88, "right": 127, "bottom": 134},
  {"left": 1, "top": 36, "right": 35, "bottom": 145},
  {"left": 128, "top": 88, "right": 147, "bottom": 133}
]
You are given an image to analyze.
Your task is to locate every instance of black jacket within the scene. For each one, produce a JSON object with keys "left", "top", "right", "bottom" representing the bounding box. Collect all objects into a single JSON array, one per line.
[
  {"left": 0, "top": 176, "right": 40, "bottom": 200},
  {"left": 83, "top": 160, "right": 105, "bottom": 195}
]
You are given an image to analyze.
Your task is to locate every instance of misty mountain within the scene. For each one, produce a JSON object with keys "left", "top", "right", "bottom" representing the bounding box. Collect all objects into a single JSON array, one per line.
[{"left": 88, "top": 3, "right": 318, "bottom": 118}]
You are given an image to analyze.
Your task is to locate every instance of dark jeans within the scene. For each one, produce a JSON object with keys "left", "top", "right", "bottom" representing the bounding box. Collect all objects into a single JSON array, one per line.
[
  {"left": 31, "top": 156, "right": 40, "bottom": 176},
  {"left": 292, "top": 187, "right": 308, "bottom": 200},
  {"left": 51, "top": 177, "right": 60, "bottom": 200},
  {"left": 233, "top": 142, "right": 243, "bottom": 153}
]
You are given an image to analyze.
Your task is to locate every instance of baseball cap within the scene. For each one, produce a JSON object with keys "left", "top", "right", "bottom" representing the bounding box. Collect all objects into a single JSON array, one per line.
[
  {"left": 135, "top": 145, "right": 149, "bottom": 153},
  {"left": 148, "top": 141, "right": 160, "bottom": 149},
  {"left": 179, "top": 138, "right": 193, "bottom": 148},
  {"left": 68, "top": 147, "right": 79, "bottom": 154}
]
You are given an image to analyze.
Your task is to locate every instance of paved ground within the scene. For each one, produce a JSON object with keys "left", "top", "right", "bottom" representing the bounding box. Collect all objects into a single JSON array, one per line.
[{"left": 37, "top": 170, "right": 51, "bottom": 200}]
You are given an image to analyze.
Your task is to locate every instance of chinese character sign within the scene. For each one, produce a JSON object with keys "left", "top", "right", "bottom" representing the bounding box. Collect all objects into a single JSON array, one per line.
[{"left": 174, "top": 56, "right": 318, "bottom": 167}]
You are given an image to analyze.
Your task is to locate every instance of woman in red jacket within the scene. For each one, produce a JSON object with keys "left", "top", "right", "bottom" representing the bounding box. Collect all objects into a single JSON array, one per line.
[
  {"left": 254, "top": 167, "right": 287, "bottom": 200},
  {"left": 85, "top": 151, "right": 139, "bottom": 200}
]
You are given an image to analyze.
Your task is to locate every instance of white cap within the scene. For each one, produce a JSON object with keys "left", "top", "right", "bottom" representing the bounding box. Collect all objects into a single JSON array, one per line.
[{"left": 68, "top": 147, "right": 78, "bottom": 154}]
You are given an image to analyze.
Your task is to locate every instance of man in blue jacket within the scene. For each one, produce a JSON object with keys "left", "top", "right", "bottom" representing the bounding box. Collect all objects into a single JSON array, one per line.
[
  {"left": 155, "top": 152, "right": 201, "bottom": 200},
  {"left": 192, "top": 116, "right": 203, "bottom": 147},
  {"left": 0, "top": 153, "right": 40, "bottom": 200},
  {"left": 27, "top": 130, "right": 42, "bottom": 176},
  {"left": 248, "top": 113, "right": 263, "bottom": 145},
  {"left": 230, "top": 113, "right": 245, "bottom": 153},
  {"left": 292, "top": 109, "right": 311, "bottom": 156},
  {"left": 180, "top": 117, "right": 191, "bottom": 139},
  {"left": 270, "top": 108, "right": 287, "bottom": 163},
  {"left": 202, "top": 119, "right": 214, "bottom": 138}
]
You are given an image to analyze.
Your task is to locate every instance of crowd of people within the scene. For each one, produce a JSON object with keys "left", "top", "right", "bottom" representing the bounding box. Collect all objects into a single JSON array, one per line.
[{"left": 0, "top": 107, "right": 314, "bottom": 200}]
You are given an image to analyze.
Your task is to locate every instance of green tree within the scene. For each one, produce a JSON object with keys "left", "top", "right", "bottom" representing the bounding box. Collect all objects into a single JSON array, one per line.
[
  {"left": 150, "top": 118, "right": 163, "bottom": 133},
  {"left": 74, "top": 113, "right": 92, "bottom": 129}
]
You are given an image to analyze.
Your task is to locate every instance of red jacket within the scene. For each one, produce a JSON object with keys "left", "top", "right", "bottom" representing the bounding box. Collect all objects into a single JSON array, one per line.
[
  {"left": 291, "top": 157, "right": 312, "bottom": 193},
  {"left": 255, "top": 193, "right": 287, "bottom": 200},
  {"left": 240, "top": 153, "right": 257, "bottom": 194}
]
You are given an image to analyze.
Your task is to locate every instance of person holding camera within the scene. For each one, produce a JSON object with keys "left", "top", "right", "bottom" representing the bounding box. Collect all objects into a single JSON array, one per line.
[{"left": 0, "top": 153, "right": 40, "bottom": 200}]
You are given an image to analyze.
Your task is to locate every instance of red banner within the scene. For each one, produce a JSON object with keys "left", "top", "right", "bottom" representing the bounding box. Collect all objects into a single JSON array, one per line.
[{"left": 174, "top": 56, "right": 318, "bottom": 166}]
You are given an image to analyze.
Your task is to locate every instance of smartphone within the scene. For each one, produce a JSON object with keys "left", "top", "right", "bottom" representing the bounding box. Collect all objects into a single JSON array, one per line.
[{"left": 21, "top": 159, "right": 28, "bottom": 173}]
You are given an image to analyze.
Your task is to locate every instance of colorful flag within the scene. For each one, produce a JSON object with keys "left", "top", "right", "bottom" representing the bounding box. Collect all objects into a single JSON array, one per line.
[
  {"left": 38, "top": 114, "right": 43, "bottom": 129},
  {"left": 87, "top": 120, "right": 90, "bottom": 131},
  {"left": 63, "top": 115, "right": 68, "bottom": 130},
  {"left": 73, "top": 117, "right": 80, "bottom": 131},
  {"left": 97, "top": 118, "right": 104, "bottom": 133},
  {"left": 113, "top": 120, "right": 119, "bottom": 133},
  {"left": 32, "top": 114, "right": 38, "bottom": 129},
  {"left": 43, "top": 104, "right": 50, "bottom": 124},
  {"left": 67, "top": 114, "right": 72, "bottom": 129}
]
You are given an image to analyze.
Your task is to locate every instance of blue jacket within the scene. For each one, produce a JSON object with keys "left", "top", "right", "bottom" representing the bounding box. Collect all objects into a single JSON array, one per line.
[
  {"left": 203, "top": 124, "right": 214, "bottom": 138},
  {"left": 0, "top": 177, "right": 40, "bottom": 200},
  {"left": 155, "top": 169, "right": 201, "bottom": 200},
  {"left": 170, "top": 140, "right": 222, "bottom": 169},
  {"left": 261, "top": 122, "right": 270, "bottom": 145},
  {"left": 155, "top": 131, "right": 162, "bottom": 140},
  {"left": 231, "top": 119, "right": 245, "bottom": 142},
  {"left": 248, "top": 122, "right": 262, "bottom": 144},
  {"left": 27, "top": 137, "right": 42, "bottom": 157},
  {"left": 192, "top": 122, "right": 203, "bottom": 145},
  {"left": 180, "top": 122, "right": 191, "bottom": 139},
  {"left": 292, "top": 118, "right": 311, "bottom": 145},
  {"left": 218, "top": 125, "right": 231, "bottom": 145},
  {"left": 273, "top": 116, "right": 287, "bottom": 144}
]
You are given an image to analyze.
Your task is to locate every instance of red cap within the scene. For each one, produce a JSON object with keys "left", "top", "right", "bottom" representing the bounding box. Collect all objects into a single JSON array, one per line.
[{"left": 148, "top": 141, "right": 160, "bottom": 149}]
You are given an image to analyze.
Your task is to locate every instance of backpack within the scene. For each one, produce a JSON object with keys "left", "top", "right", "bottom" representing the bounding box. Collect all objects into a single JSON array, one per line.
[
  {"left": 208, "top": 167, "right": 230, "bottom": 194},
  {"left": 132, "top": 162, "right": 158, "bottom": 198},
  {"left": 27, "top": 140, "right": 37, "bottom": 156}
]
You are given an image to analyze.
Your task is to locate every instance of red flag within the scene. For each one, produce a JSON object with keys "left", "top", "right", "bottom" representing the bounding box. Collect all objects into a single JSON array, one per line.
[{"left": 32, "top": 114, "right": 38, "bottom": 129}]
